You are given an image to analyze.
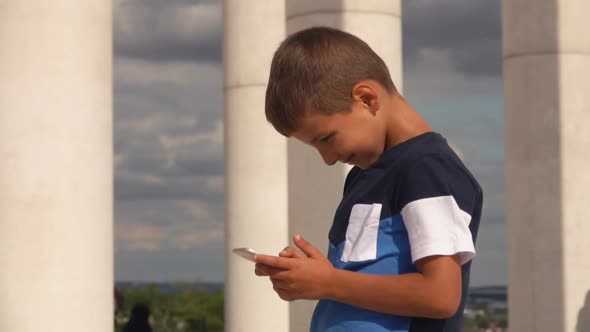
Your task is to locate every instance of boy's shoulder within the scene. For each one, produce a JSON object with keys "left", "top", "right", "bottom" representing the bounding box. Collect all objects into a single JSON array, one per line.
[
  {"left": 364, "top": 132, "right": 464, "bottom": 176},
  {"left": 391, "top": 132, "right": 474, "bottom": 182},
  {"left": 390, "top": 133, "right": 482, "bottom": 212},
  {"left": 343, "top": 132, "right": 459, "bottom": 190},
  {"left": 396, "top": 132, "right": 459, "bottom": 166},
  {"left": 343, "top": 132, "right": 481, "bottom": 201}
]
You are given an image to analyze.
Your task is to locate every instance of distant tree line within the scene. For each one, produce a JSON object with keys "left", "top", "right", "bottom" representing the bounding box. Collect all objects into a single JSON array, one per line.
[
  {"left": 115, "top": 283, "right": 507, "bottom": 331},
  {"left": 115, "top": 283, "right": 223, "bottom": 332}
]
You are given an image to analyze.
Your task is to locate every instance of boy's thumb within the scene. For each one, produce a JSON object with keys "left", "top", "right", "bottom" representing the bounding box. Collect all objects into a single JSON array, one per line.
[{"left": 293, "top": 234, "right": 320, "bottom": 258}]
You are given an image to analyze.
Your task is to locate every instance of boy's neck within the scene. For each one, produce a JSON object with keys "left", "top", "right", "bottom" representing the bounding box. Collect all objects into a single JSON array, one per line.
[{"left": 383, "top": 95, "right": 432, "bottom": 150}]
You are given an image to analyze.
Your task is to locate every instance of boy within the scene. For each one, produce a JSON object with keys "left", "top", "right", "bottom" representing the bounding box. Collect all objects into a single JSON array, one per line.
[{"left": 254, "top": 27, "right": 483, "bottom": 332}]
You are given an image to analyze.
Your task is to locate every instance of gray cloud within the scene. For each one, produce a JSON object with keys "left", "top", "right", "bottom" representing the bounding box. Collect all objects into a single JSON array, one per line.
[
  {"left": 114, "top": 126, "right": 224, "bottom": 203},
  {"left": 113, "top": 58, "right": 223, "bottom": 131},
  {"left": 403, "top": 0, "right": 502, "bottom": 77},
  {"left": 115, "top": 196, "right": 224, "bottom": 282},
  {"left": 113, "top": 57, "right": 223, "bottom": 207},
  {"left": 114, "top": 0, "right": 222, "bottom": 63},
  {"left": 115, "top": 173, "right": 222, "bottom": 202}
]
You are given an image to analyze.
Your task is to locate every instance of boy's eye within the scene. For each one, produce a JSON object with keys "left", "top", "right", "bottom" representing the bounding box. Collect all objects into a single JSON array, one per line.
[{"left": 319, "top": 134, "right": 333, "bottom": 142}]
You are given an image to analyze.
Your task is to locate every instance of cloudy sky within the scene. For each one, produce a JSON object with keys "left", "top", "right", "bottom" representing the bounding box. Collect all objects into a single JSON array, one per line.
[{"left": 113, "top": 0, "right": 505, "bottom": 286}]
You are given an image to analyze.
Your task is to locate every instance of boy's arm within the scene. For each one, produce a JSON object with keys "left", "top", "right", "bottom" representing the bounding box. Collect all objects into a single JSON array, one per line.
[
  {"left": 255, "top": 235, "right": 462, "bottom": 319},
  {"left": 327, "top": 254, "right": 462, "bottom": 318}
]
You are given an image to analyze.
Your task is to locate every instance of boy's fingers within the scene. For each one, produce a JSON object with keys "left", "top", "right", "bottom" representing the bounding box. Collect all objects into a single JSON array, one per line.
[
  {"left": 255, "top": 263, "right": 275, "bottom": 276},
  {"left": 255, "top": 263, "right": 269, "bottom": 276},
  {"left": 255, "top": 254, "right": 293, "bottom": 270},
  {"left": 270, "top": 277, "right": 290, "bottom": 289},
  {"left": 255, "top": 266, "right": 268, "bottom": 276},
  {"left": 279, "top": 246, "right": 306, "bottom": 259},
  {"left": 278, "top": 247, "right": 293, "bottom": 257},
  {"left": 293, "top": 234, "right": 322, "bottom": 258}
]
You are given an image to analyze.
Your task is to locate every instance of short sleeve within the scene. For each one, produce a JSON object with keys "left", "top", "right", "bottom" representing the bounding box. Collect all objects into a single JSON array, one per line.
[{"left": 396, "top": 154, "right": 477, "bottom": 265}]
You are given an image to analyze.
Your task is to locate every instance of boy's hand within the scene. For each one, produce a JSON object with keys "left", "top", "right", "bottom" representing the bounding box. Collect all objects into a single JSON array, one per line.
[
  {"left": 254, "top": 234, "right": 334, "bottom": 301},
  {"left": 254, "top": 245, "right": 305, "bottom": 277}
]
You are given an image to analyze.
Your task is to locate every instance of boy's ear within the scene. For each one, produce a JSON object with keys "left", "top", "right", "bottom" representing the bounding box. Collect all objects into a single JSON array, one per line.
[{"left": 351, "top": 81, "right": 380, "bottom": 113}]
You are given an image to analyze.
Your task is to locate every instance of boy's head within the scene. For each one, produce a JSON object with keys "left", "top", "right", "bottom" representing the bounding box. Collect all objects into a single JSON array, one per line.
[
  {"left": 265, "top": 26, "right": 397, "bottom": 136},
  {"left": 265, "top": 27, "right": 399, "bottom": 169}
]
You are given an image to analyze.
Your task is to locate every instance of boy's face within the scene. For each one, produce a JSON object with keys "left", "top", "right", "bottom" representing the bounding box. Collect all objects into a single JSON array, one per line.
[{"left": 291, "top": 102, "right": 387, "bottom": 170}]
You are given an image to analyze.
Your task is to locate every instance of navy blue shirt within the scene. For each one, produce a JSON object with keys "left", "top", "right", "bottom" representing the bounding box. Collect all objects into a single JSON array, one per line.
[{"left": 310, "top": 132, "right": 483, "bottom": 332}]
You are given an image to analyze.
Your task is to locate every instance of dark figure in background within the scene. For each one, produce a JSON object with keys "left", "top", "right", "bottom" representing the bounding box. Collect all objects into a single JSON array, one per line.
[
  {"left": 115, "top": 287, "right": 125, "bottom": 316},
  {"left": 123, "top": 303, "right": 153, "bottom": 332}
]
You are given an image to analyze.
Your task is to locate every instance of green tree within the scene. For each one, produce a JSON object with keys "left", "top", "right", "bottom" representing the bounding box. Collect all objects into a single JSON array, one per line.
[
  {"left": 116, "top": 283, "right": 224, "bottom": 332},
  {"left": 474, "top": 313, "right": 491, "bottom": 329}
]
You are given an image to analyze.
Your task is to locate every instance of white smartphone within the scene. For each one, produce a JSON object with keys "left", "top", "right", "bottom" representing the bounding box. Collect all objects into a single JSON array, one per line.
[{"left": 232, "top": 247, "right": 262, "bottom": 262}]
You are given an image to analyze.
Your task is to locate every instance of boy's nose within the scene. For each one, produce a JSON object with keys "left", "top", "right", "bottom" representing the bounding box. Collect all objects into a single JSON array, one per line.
[{"left": 319, "top": 150, "right": 338, "bottom": 166}]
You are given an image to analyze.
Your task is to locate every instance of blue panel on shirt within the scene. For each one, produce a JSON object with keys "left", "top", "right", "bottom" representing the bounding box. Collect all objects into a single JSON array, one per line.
[{"left": 311, "top": 215, "right": 417, "bottom": 332}]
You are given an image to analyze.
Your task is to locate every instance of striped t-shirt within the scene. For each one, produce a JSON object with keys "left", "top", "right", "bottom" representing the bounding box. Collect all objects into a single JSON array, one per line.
[{"left": 310, "top": 132, "right": 483, "bottom": 332}]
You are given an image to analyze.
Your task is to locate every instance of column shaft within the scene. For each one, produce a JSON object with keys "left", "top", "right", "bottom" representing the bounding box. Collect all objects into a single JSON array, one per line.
[
  {"left": 0, "top": 1, "right": 113, "bottom": 332},
  {"left": 223, "top": 1, "right": 289, "bottom": 331},
  {"left": 503, "top": 1, "right": 590, "bottom": 331}
]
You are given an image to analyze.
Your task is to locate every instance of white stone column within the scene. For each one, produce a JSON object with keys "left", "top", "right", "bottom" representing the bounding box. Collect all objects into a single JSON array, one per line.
[
  {"left": 0, "top": 1, "right": 113, "bottom": 332},
  {"left": 503, "top": 1, "right": 590, "bottom": 331},
  {"left": 223, "top": 1, "right": 289, "bottom": 331},
  {"left": 286, "top": 1, "right": 402, "bottom": 331}
]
